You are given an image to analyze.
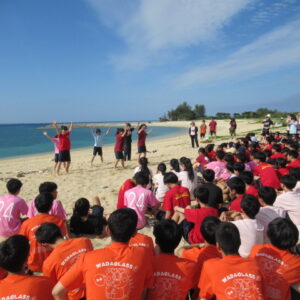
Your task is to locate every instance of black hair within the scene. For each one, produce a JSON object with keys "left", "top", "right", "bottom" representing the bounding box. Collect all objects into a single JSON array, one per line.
[
  {"left": 180, "top": 157, "right": 194, "bottom": 181},
  {"left": 61, "top": 125, "right": 68, "bottom": 131},
  {"left": 267, "top": 218, "right": 299, "bottom": 250},
  {"left": 153, "top": 219, "right": 182, "bottom": 253},
  {"left": 233, "top": 162, "right": 245, "bottom": 173},
  {"left": 200, "top": 216, "right": 220, "bottom": 245},
  {"left": 239, "top": 171, "right": 254, "bottom": 185},
  {"left": 34, "top": 193, "right": 54, "bottom": 213},
  {"left": 202, "top": 169, "right": 215, "bottom": 182},
  {"left": 138, "top": 124, "right": 147, "bottom": 130},
  {"left": 216, "top": 150, "right": 225, "bottom": 161},
  {"left": 39, "top": 182, "right": 58, "bottom": 194},
  {"left": 224, "top": 153, "right": 235, "bottom": 164},
  {"left": 258, "top": 186, "right": 276, "bottom": 205},
  {"left": 280, "top": 174, "right": 297, "bottom": 190},
  {"left": 198, "top": 147, "right": 207, "bottom": 155},
  {"left": 73, "top": 198, "right": 90, "bottom": 217},
  {"left": 163, "top": 172, "right": 178, "bottom": 184},
  {"left": 290, "top": 168, "right": 300, "bottom": 180},
  {"left": 226, "top": 163, "right": 234, "bottom": 173},
  {"left": 227, "top": 177, "right": 246, "bottom": 194},
  {"left": 95, "top": 128, "right": 101, "bottom": 133},
  {"left": 157, "top": 163, "right": 167, "bottom": 175},
  {"left": 276, "top": 157, "right": 287, "bottom": 169},
  {"left": 287, "top": 150, "right": 299, "bottom": 159},
  {"left": 272, "top": 144, "right": 282, "bottom": 153},
  {"left": 193, "top": 187, "right": 209, "bottom": 205},
  {"left": 253, "top": 151, "right": 266, "bottom": 162},
  {"left": 134, "top": 171, "right": 150, "bottom": 186},
  {"left": 108, "top": 208, "right": 138, "bottom": 243},
  {"left": 205, "top": 144, "right": 215, "bottom": 153},
  {"left": 170, "top": 159, "right": 180, "bottom": 173},
  {"left": 263, "top": 149, "right": 272, "bottom": 159},
  {"left": 139, "top": 157, "right": 151, "bottom": 178},
  {"left": 236, "top": 152, "right": 248, "bottom": 163},
  {"left": 6, "top": 178, "right": 22, "bottom": 195},
  {"left": 241, "top": 194, "right": 260, "bottom": 219},
  {"left": 116, "top": 128, "right": 125, "bottom": 134},
  {"left": 216, "top": 222, "right": 241, "bottom": 255},
  {"left": 0, "top": 235, "right": 29, "bottom": 273},
  {"left": 35, "top": 222, "right": 63, "bottom": 244}
]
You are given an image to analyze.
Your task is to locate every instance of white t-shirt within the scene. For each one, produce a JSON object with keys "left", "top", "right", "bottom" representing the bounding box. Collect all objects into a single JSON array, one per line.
[
  {"left": 190, "top": 126, "right": 196, "bottom": 136},
  {"left": 93, "top": 134, "right": 104, "bottom": 147},
  {"left": 294, "top": 181, "right": 300, "bottom": 194},
  {"left": 153, "top": 173, "right": 169, "bottom": 201},
  {"left": 178, "top": 170, "right": 198, "bottom": 194}
]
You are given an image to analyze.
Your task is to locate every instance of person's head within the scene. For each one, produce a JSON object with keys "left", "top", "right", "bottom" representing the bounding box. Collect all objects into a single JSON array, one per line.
[
  {"left": 200, "top": 216, "right": 221, "bottom": 245},
  {"left": 290, "top": 168, "right": 300, "bottom": 181},
  {"left": 272, "top": 144, "right": 281, "bottom": 153},
  {"left": 202, "top": 119, "right": 206, "bottom": 123},
  {"left": 287, "top": 150, "right": 298, "bottom": 161},
  {"left": 107, "top": 208, "right": 138, "bottom": 242},
  {"left": 211, "top": 117, "right": 215, "bottom": 120},
  {"left": 34, "top": 193, "right": 54, "bottom": 213},
  {"left": 163, "top": 172, "right": 179, "bottom": 186},
  {"left": 116, "top": 128, "right": 125, "bottom": 134},
  {"left": 226, "top": 162, "right": 234, "bottom": 174},
  {"left": 253, "top": 151, "right": 266, "bottom": 163},
  {"left": 60, "top": 125, "right": 68, "bottom": 134},
  {"left": 134, "top": 172, "right": 149, "bottom": 186},
  {"left": 95, "top": 128, "right": 101, "bottom": 134},
  {"left": 198, "top": 147, "right": 206, "bottom": 155},
  {"left": 153, "top": 219, "right": 182, "bottom": 254},
  {"left": 236, "top": 152, "right": 247, "bottom": 163},
  {"left": 241, "top": 194, "right": 260, "bottom": 219},
  {"left": 6, "top": 178, "right": 22, "bottom": 195},
  {"left": 125, "top": 122, "right": 131, "bottom": 129},
  {"left": 276, "top": 157, "right": 287, "bottom": 169},
  {"left": 39, "top": 182, "right": 58, "bottom": 200},
  {"left": 179, "top": 157, "right": 194, "bottom": 181},
  {"left": 0, "top": 235, "right": 30, "bottom": 273},
  {"left": 239, "top": 171, "right": 254, "bottom": 186},
  {"left": 267, "top": 218, "right": 299, "bottom": 250},
  {"left": 170, "top": 159, "right": 180, "bottom": 173},
  {"left": 227, "top": 177, "right": 245, "bottom": 197},
  {"left": 193, "top": 187, "right": 209, "bottom": 207},
  {"left": 224, "top": 153, "right": 234, "bottom": 164},
  {"left": 73, "top": 197, "right": 90, "bottom": 217},
  {"left": 216, "top": 150, "right": 225, "bottom": 161},
  {"left": 258, "top": 186, "right": 277, "bottom": 206},
  {"left": 205, "top": 144, "right": 215, "bottom": 153},
  {"left": 35, "top": 222, "right": 63, "bottom": 245},
  {"left": 202, "top": 169, "right": 215, "bottom": 183},
  {"left": 216, "top": 222, "right": 241, "bottom": 255},
  {"left": 280, "top": 174, "right": 297, "bottom": 190},
  {"left": 190, "top": 121, "right": 195, "bottom": 126},
  {"left": 139, "top": 124, "right": 147, "bottom": 130},
  {"left": 157, "top": 163, "right": 167, "bottom": 175},
  {"left": 233, "top": 162, "right": 245, "bottom": 176}
]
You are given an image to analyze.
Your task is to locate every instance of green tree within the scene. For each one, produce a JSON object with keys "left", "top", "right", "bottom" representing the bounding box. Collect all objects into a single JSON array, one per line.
[
  {"left": 194, "top": 104, "right": 206, "bottom": 119},
  {"left": 167, "top": 102, "right": 196, "bottom": 120}
]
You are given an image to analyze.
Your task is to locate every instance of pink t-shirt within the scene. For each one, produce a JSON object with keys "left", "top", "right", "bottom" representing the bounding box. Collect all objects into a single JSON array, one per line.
[
  {"left": 124, "top": 186, "right": 159, "bottom": 229},
  {"left": 27, "top": 199, "right": 67, "bottom": 220},
  {"left": 52, "top": 138, "right": 60, "bottom": 154},
  {"left": 0, "top": 194, "right": 28, "bottom": 237},
  {"left": 206, "top": 161, "right": 230, "bottom": 180}
]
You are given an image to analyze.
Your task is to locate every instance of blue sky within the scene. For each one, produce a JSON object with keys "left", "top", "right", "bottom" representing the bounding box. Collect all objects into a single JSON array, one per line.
[{"left": 1, "top": 0, "right": 300, "bottom": 123}]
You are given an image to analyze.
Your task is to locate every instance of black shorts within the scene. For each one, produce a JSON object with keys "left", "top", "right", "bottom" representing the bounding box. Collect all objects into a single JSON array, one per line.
[
  {"left": 115, "top": 151, "right": 124, "bottom": 160},
  {"left": 200, "top": 133, "right": 205, "bottom": 138},
  {"left": 180, "top": 220, "right": 194, "bottom": 244},
  {"left": 93, "top": 147, "right": 103, "bottom": 156},
  {"left": 210, "top": 131, "right": 216, "bottom": 135},
  {"left": 54, "top": 154, "right": 59, "bottom": 163},
  {"left": 138, "top": 146, "right": 147, "bottom": 153},
  {"left": 58, "top": 150, "right": 71, "bottom": 162}
]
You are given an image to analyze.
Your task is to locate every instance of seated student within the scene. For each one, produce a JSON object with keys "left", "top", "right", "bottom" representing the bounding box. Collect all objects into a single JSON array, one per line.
[
  {"left": 274, "top": 175, "right": 300, "bottom": 229},
  {"left": 205, "top": 150, "right": 230, "bottom": 181},
  {"left": 124, "top": 172, "right": 160, "bottom": 229},
  {"left": 205, "top": 144, "right": 216, "bottom": 162},
  {"left": 172, "top": 187, "right": 219, "bottom": 244},
  {"left": 239, "top": 171, "right": 258, "bottom": 197},
  {"left": 193, "top": 147, "right": 209, "bottom": 172},
  {"left": 178, "top": 157, "right": 198, "bottom": 196},
  {"left": 19, "top": 193, "right": 68, "bottom": 272},
  {"left": 70, "top": 197, "right": 107, "bottom": 237},
  {"left": 169, "top": 158, "right": 181, "bottom": 176},
  {"left": 162, "top": 172, "right": 191, "bottom": 219},
  {"left": 250, "top": 218, "right": 300, "bottom": 300},
  {"left": 290, "top": 168, "right": 300, "bottom": 193},
  {"left": 153, "top": 163, "right": 169, "bottom": 203},
  {"left": 117, "top": 177, "right": 136, "bottom": 209},
  {"left": 147, "top": 219, "right": 198, "bottom": 300},
  {"left": 198, "top": 222, "right": 264, "bottom": 300},
  {"left": 0, "top": 178, "right": 28, "bottom": 238},
  {"left": 226, "top": 162, "right": 236, "bottom": 179},
  {"left": 228, "top": 177, "right": 246, "bottom": 213},
  {"left": 230, "top": 195, "right": 264, "bottom": 257},
  {"left": 53, "top": 208, "right": 154, "bottom": 300},
  {"left": 0, "top": 235, "right": 53, "bottom": 299},
  {"left": 270, "top": 144, "right": 286, "bottom": 159},
  {"left": 276, "top": 157, "right": 289, "bottom": 179},
  {"left": 35, "top": 222, "right": 93, "bottom": 300},
  {"left": 286, "top": 150, "right": 300, "bottom": 169},
  {"left": 233, "top": 162, "right": 245, "bottom": 177},
  {"left": 256, "top": 186, "right": 286, "bottom": 243},
  {"left": 27, "top": 181, "right": 67, "bottom": 219},
  {"left": 236, "top": 152, "right": 252, "bottom": 172},
  {"left": 128, "top": 231, "right": 155, "bottom": 256},
  {"left": 253, "top": 151, "right": 281, "bottom": 189},
  {"left": 134, "top": 157, "right": 153, "bottom": 189}
]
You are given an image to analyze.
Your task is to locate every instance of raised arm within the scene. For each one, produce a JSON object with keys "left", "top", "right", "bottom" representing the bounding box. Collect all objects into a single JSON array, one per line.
[
  {"left": 146, "top": 129, "right": 152, "bottom": 135},
  {"left": 52, "top": 120, "right": 60, "bottom": 135},
  {"left": 135, "top": 121, "right": 141, "bottom": 132},
  {"left": 43, "top": 131, "right": 54, "bottom": 143},
  {"left": 69, "top": 121, "right": 73, "bottom": 133},
  {"left": 105, "top": 127, "right": 111, "bottom": 136}
]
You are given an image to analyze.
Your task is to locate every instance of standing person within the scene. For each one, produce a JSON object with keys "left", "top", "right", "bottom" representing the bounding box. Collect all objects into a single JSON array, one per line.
[
  {"left": 137, "top": 123, "right": 152, "bottom": 161},
  {"left": 124, "top": 122, "right": 135, "bottom": 161},
  {"left": 209, "top": 117, "right": 217, "bottom": 138},
  {"left": 262, "top": 114, "right": 274, "bottom": 135},
  {"left": 229, "top": 118, "right": 237, "bottom": 137},
  {"left": 189, "top": 121, "right": 199, "bottom": 148},
  {"left": 114, "top": 128, "right": 126, "bottom": 169},
  {"left": 288, "top": 115, "right": 299, "bottom": 135},
  {"left": 52, "top": 120, "right": 73, "bottom": 175},
  {"left": 43, "top": 131, "right": 60, "bottom": 174},
  {"left": 90, "top": 127, "right": 110, "bottom": 165},
  {"left": 200, "top": 120, "right": 207, "bottom": 140}
]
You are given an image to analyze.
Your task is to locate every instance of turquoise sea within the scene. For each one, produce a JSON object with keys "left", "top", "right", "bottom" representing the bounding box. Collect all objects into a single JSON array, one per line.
[{"left": 0, "top": 123, "right": 186, "bottom": 159}]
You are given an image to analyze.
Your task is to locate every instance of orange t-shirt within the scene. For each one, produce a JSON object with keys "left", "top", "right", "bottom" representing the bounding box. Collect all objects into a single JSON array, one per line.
[
  {"left": 43, "top": 237, "right": 93, "bottom": 300},
  {"left": 199, "top": 255, "right": 264, "bottom": 300},
  {"left": 181, "top": 244, "right": 222, "bottom": 271},
  {"left": 129, "top": 233, "right": 155, "bottom": 255},
  {"left": 60, "top": 242, "right": 154, "bottom": 300},
  {"left": 19, "top": 213, "right": 67, "bottom": 272},
  {"left": 147, "top": 253, "right": 198, "bottom": 300},
  {"left": 249, "top": 244, "right": 300, "bottom": 300},
  {"left": 0, "top": 274, "right": 53, "bottom": 300}
]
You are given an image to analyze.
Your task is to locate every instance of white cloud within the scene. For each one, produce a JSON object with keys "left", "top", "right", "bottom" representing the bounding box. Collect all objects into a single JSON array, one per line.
[{"left": 176, "top": 19, "right": 300, "bottom": 87}]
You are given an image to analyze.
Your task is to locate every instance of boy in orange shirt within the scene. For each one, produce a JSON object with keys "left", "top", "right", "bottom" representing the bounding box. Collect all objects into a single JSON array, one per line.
[
  {"left": 129, "top": 232, "right": 155, "bottom": 256},
  {"left": 199, "top": 222, "right": 264, "bottom": 300},
  {"left": 19, "top": 192, "right": 68, "bottom": 272},
  {"left": 0, "top": 235, "right": 53, "bottom": 299},
  {"left": 35, "top": 222, "right": 93, "bottom": 300},
  {"left": 53, "top": 208, "right": 154, "bottom": 300},
  {"left": 249, "top": 218, "right": 300, "bottom": 300},
  {"left": 147, "top": 219, "right": 198, "bottom": 300}
]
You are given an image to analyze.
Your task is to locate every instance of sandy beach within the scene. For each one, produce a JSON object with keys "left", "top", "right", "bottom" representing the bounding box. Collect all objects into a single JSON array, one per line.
[{"left": 0, "top": 120, "right": 266, "bottom": 248}]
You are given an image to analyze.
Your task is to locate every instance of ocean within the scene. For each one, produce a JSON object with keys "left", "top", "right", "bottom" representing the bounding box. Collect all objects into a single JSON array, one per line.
[{"left": 0, "top": 123, "right": 186, "bottom": 159}]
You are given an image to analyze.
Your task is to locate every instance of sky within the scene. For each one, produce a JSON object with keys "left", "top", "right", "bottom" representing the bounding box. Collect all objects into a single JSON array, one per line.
[{"left": 0, "top": 0, "right": 300, "bottom": 123}]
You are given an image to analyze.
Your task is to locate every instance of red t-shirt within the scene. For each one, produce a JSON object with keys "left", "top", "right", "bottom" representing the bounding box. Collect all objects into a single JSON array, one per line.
[
  {"left": 0, "top": 268, "right": 7, "bottom": 280},
  {"left": 270, "top": 153, "right": 285, "bottom": 159},
  {"left": 114, "top": 133, "right": 125, "bottom": 152},
  {"left": 58, "top": 131, "right": 71, "bottom": 151},
  {"left": 254, "top": 163, "right": 280, "bottom": 189},
  {"left": 196, "top": 154, "right": 209, "bottom": 169},
  {"left": 117, "top": 179, "right": 136, "bottom": 209},
  {"left": 229, "top": 194, "right": 244, "bottom": 213},
  {"left": 138, "top": 131, "right": 147, "bottom": 147},
  {"left": 209, "top": 121, "right": 217, "bottom": 131},
  {"left": 207, "top": 150, "right": 216, "bottom": 161},
  {"left": 246, "top": 185, "right": 258, "bottom": 198},
  {"left": 162, "top": 185, "right": 190, "bottom": 216},
  {"left": 277, "top": 168, "right": 289, "bottom": 179},
  {"left": 286, "top": 159, "right": 300, "bottom": 169},
  {"left": 184, "top": 207, "right": 219, "bottom": 244}
]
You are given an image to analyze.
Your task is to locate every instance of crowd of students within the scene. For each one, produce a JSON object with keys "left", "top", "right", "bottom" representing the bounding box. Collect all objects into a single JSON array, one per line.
[{"left": 0, "top": 130, "right": 300, "bottom": 300}]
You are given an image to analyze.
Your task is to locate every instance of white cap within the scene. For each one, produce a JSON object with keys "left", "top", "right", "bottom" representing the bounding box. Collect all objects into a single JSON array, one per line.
[{"left": 266, "top": 114, "right": 271, "bottom": 118}]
